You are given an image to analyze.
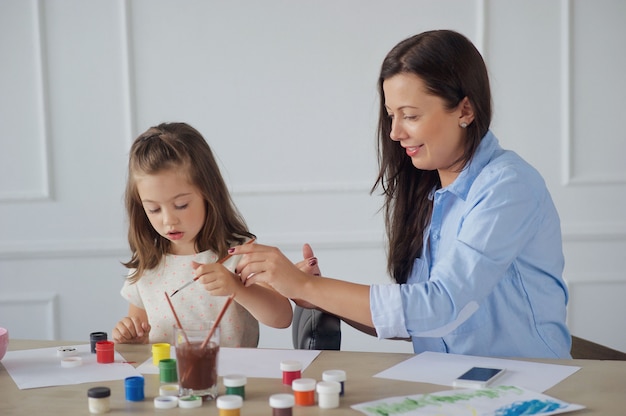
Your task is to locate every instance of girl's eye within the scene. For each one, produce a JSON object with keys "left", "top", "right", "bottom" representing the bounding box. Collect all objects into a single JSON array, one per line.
[
  {"left": 175, "top": 204, "right": 188, "bottom": 210},
  {"left": 403, "top": 115, "right": 418, "bottom": 120},
  {"left": 147, "top": 208, "right": 160, "bottom": 214}
]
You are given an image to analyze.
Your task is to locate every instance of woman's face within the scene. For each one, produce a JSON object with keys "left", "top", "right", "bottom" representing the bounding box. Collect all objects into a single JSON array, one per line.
[{"left": 383, "top": 73, "right": 468, "bottom": 187}]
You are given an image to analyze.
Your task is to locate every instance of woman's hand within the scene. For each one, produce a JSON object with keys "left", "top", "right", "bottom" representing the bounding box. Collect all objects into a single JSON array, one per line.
[
  {"left": 292, "top": 243, "right": 321, "bottom": 309},
  {"left": 234, "top": 242, "right": 374, "bottom": 328},
  {"left": 233, "top": 243, "right": 312, "bottom": 302}
]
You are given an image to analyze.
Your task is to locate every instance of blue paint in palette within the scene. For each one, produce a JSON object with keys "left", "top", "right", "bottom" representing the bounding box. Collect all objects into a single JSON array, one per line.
[{"left": 495, "top": 399, "right": 565, "bottom": 415}]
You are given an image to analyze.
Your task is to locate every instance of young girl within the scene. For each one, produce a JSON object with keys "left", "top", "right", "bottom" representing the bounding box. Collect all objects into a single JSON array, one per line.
[
  {"left": 112, "top": 122, "right": 292, "bottom": 346},
  {"left": 232, "top": 30, "right": 571, "bottom": 358}
]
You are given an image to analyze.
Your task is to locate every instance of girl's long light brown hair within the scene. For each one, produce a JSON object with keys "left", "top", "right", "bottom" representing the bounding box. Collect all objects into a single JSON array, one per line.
[
  {"left": 372, "top": 30, "right": 492, "bottom": 284},
  {"left": 123, "top": 122, "right": 254, "bottom": 282}
]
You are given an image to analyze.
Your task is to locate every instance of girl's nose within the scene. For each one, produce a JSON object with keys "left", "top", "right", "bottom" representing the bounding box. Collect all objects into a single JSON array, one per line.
[{"left": 162, "top": 209, "right": 179, "bottom": 226}]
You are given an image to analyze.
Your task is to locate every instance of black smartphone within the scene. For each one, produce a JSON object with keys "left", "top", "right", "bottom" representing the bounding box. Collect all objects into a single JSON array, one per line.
[{"left": 452, "top": 366, "right": 505, "bottom": 389}]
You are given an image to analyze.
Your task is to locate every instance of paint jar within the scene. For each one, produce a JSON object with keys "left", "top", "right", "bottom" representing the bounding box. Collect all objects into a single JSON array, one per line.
[
  {"left": 152, "top": 343, "right": 170, "bottom": 366},
  {"left": 280, "top": 360, "right": 302, "bottom": 386},
  {"left": 153, "top": 396, "right": 178, "bottom": 409},
  {"left": 159, "top": 384, "right": 180, "bottom": 397},
  {"left": 95, "top": 341, "right": 115, "bottom": 364},
  {"left": 269, "top": 393, "right": 294, "bottom": 416},
  {"left": 158, "top": 358, "right": 178, "bottom": 383},
  {"left": 223, "top": 374, "right": 247, "bottom": 399},
  {"left": 125, "top": 376, "right": 145, "bottom": 401},
  {"left": 216, "top": 394, "right": 243, "bottom": 416},
  {"left": 292, "top": 378, "right": 316, "bottom": 406},
  {"left": 87, "top": 386, "right": 111, "bottom": 414},
  {"left": 322, "top": 369, "right": 346, "bottom": 396},
  {"left": 90, "top": 332, "right": 107, "bottom": 353},
  {"left": 316, "top": 380, "right": 341, "bottom": 409},
  {"left": 178, "top": 395, "right": 202, "bottom": 408}
]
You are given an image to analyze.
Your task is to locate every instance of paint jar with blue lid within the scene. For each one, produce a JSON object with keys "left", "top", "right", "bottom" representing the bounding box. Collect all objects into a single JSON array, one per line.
[{"left": 125, "top": 376, "right": 145, "bottom": 401}]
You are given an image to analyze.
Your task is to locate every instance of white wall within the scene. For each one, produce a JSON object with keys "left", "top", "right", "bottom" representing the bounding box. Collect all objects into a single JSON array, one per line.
[{"left": 1, "top": 0, "right": 624, "bottom": 353}]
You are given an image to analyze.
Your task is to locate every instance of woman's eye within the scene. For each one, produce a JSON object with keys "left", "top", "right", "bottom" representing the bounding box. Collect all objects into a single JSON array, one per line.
[
  {"left": 175, "top": 204, "right": 188, "bottom": 210},
  {"left": 147, "top": 208, "right": 160, "bottom": 214},
  {"left": 403, "top": 115, "right": 418, "bottom": 120}
]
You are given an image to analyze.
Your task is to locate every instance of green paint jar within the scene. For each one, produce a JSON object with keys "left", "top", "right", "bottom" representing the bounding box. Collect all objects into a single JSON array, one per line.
[{"left": 223, "top": 374, "right": 246, "bottom": 399}]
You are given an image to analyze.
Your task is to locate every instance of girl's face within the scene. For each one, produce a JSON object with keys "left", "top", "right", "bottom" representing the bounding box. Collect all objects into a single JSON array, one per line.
[
  {"left": 135, "top": 168, "right": 206, "bottom": 255},
  {"left": 383, "top": 73, "right": 469, "bottom": 187}
]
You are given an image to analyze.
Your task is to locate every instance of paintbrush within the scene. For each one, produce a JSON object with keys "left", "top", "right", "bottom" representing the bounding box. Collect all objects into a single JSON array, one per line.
[
  {"left": 169, "top": 238, "right": 256, "bottom": 297},
  {"left": 164, "top": 291, "right": 189, "bottom": 344},
  {"left": 200, "top": 294, "right": 233, "bottom": 349}
]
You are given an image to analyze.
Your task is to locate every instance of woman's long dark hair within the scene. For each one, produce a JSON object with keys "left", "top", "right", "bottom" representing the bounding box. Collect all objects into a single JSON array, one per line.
[
  {"left": 372, "top": 30, "right": 492, "bottom": 283},
  {"left": 123, "top": 122, "right": 254, "bottom": 282}
]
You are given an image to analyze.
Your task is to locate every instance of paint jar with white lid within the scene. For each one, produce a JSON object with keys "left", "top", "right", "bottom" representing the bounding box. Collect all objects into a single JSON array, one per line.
[
  {"left": 322, "top": 369, "right": 346, "bottom": 395},
  {"left": 292, "top": 378, "right": 316, "bottom": 406},
  {"left": 217, "top": 394, "right": 243, "bottom": 416},
  {"left": 269, "top": 393, "right": 294, "bottom": 416},
  {"left": 316, "top": 380, "right": 341, "bottom": 409}
]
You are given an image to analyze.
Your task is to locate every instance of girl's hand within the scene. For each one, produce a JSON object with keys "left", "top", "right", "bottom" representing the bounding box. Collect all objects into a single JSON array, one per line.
[
  {"left": 233, "top": 243, "right": 312, "bottom": 302},
  {"left": 193, "top": 261, "right": 242, "bottom": 298},
  {"left": 113, "top": 316, "right": 151, "bottom": 344}
]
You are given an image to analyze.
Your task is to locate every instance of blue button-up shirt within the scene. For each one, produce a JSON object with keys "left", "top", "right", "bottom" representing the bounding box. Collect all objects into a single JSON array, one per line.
[{"left": 370, "top": 131, "right": 571, "bottom": 358}]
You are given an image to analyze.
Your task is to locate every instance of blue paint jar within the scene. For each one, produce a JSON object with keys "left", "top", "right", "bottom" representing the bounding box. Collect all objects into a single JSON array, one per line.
[{"left": 125, "top": 376, "right": 145, "bottom": 401}]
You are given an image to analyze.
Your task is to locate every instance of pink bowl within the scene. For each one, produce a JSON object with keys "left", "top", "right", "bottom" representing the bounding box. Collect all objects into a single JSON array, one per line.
[{"left": 0, "top": 327, "right": 9, "bottom": 360}]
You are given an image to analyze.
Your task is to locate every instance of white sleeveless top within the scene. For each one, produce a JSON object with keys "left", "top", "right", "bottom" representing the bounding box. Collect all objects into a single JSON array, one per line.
[{"left": 121, "top": 249, "right": 259, "bottom": 347}]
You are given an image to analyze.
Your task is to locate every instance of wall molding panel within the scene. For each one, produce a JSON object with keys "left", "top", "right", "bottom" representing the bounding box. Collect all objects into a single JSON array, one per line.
[
  {"left": 0, "top": 231, "right": 385, "bottom": 260},
  {"left": 561, "top": 0, "right": 626, "bottom": 186},
  {"left": 0, "top": 0, "right": 52, "bottom": 202},
  {"left": 119, "top": 0, "right": 137, "bottom": 146},
  {"left": 0, "top": 292, "right": 58, "bottom": 340},
  {"left": 1, "top": 227, "right": 624, "bottom": 260}
]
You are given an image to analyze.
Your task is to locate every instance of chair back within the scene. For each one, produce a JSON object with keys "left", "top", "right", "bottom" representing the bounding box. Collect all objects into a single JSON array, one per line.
[
  {"left": 292, "top": 306, "right": 341, "bottom": 350},
  {"left": 570, "top": 335, "right": 626, "bottom": 360}
]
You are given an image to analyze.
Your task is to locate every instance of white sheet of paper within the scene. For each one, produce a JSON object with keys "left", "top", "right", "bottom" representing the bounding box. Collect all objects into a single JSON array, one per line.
[
  {"left": 352, "top": 385, "right": 585, "bottom": 416},
  {"left": 2, "top": 344, "right": 143, "bottom": 390},
  {"left": 374, "top": 351, "right": 580, "bottom": 392},
  {"left": 135, "top": 346, "right": 321, "bottom": 378}
]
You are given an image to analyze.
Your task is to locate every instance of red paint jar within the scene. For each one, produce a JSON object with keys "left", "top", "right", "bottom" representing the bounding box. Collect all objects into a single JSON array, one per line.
[
  {"left": 96, "top": 341, "right": 115, "bottom": 364},
  {"left": 280, "top": 360, "right": 302, "bottom": 386}
]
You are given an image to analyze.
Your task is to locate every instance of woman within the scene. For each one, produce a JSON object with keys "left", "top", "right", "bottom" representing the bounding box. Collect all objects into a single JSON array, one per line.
[{"left": 232, "top": 30, "right": 571, "bottom": 358}]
